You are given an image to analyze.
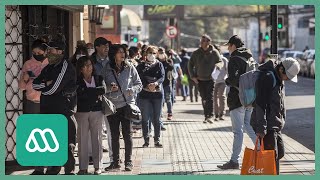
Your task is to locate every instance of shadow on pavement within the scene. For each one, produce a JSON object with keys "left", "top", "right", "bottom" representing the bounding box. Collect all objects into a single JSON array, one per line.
[{"left": 283, "top": 107, "right": 315, "bottom": 152}]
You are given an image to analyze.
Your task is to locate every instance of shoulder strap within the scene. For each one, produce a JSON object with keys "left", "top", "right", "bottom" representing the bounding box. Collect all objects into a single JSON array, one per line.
[
  {"left": 111, "top": 70, "right": 127, "bottom": 103},
  {"left": 268, "top": 71, "right": 277, "bottom": 88}
]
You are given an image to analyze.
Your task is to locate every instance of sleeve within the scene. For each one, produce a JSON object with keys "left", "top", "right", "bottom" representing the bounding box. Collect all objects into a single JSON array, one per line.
[
  {"left": 225, "top": 57, "right": 240, "bottom": 88},
  {"left": 127, "top": 66, "right": 142, "bottom": 95},
  {"left": 32, "top": 66, "right": 48, "bottom": 91},
  {"left": 213, "top": 50, "right": 223, "bottom": 69},
  {"left": 188, "top": 52, "right": 196, "bottom": 78},
  {"left": 254, "top": 73, "right": 274, "bottom": 135},
  {"left": 95, "top": 76, "right": 107, "bottom": 95},
  {"left": 136, "top": 64, "right": 148, "bottom": 89},
  {"left": 41, "top": 61, "right": 74, "bottom": 95},
  {"left": 155, "top": 62, "right": 165, "bottom": 85},
  {"left": 18, "top": 62, "right": 28, "bottom": 90}
]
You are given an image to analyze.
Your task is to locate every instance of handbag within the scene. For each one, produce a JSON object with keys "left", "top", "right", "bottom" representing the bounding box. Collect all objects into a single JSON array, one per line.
[
  {"left": 101, "top": 95, "right": 117, "bottom": 116},
  {"left": 241, "top": 137, "right": 277, "bottom": 175},
  {"left": 112, "top": 70, "right": 141, "bottom": 123}
]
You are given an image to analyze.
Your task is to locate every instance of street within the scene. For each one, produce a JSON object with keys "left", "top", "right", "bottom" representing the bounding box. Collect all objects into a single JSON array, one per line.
[
  {"left": 283, "top": 76, "right": 315, "bottom": 152},
  {"left": 6, "top": 75, "right": 315, "bottom": 175}
]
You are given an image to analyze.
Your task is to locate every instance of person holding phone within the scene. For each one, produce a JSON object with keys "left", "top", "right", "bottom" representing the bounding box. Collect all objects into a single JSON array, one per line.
[
  {"left": 19, "top": 39, "right": 49, "bottom": 116},
  {"left": 18, "top": 39, "right": 49, "bottom": 175}
]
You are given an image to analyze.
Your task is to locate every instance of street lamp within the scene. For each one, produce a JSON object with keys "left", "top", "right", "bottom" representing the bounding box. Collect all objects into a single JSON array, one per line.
[
  {"left": 89, "top": 5, "right": 96, "bottom": 22},
  {"left": 96, "top": 7, "right": 105, "bottom": 25}
]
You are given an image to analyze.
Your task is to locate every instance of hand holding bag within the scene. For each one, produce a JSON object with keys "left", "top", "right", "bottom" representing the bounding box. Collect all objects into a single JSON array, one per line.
[
  {"left": 112, "top": 70, "right": 141, "bottom": 123},
  {"left": 241, "top": 137, "right": 277, "bottom": 175},
  {"left": 101, "top": 95, "right": 117, "bottom": 116}
]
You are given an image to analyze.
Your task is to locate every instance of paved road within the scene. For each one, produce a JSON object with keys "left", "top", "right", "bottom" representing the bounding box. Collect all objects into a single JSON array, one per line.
[{"left": 282, "top": 76, "right": 315, "bottom": 152}]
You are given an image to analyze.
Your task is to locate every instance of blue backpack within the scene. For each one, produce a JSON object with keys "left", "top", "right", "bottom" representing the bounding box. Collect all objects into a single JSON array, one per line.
[{"left": 238, "top": 70, "right": 276, "bottom": 107}]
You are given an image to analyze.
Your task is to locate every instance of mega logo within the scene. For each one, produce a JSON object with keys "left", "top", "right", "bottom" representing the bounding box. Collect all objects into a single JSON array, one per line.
[
  {"left": 25, "top": 128, "right": 60, "bottom": 153},
  {"left": 16, "top": 114, "right": 68, "bottom": 166}
]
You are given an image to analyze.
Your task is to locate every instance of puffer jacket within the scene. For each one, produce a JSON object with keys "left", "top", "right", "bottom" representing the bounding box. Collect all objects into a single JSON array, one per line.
[{"left": 250, "top": 60, "right": 286, "bottom": 135}]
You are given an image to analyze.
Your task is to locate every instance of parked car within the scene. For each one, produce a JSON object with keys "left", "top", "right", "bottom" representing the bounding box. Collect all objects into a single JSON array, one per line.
[
  {"left": 259, "top": 47, "right": 292, "bottom": 63},
  {"left": 281, "top": 51, "right": 304, "bottom": 61}
]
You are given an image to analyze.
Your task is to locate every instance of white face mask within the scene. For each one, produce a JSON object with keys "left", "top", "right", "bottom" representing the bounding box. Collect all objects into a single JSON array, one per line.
[
  {"left": 147, "top": 54, "right": 156, "bottom": 63},
  {"left": 76, "top": 54, "right": 85, "bottom": 60},
  {"left": 158, "top": 54, "right": 165, "bottom": 60},
  {"left": 88, "top": 49, "right": 95, "bottom": 56}
]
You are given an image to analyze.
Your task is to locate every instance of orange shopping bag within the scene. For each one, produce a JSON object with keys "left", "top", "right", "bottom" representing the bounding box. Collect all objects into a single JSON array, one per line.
[{"left": 240, "top": 137, "right": 277, "bottom": 175}]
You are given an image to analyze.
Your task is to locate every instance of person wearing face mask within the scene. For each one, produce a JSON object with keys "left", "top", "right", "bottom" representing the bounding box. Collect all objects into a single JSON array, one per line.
[
  {"left": 136, "top": 46, "right": 165, "bottom": 148},
  {"left": 19, "top": 39, "right": 49, "bottom": 115},
  {"left": 32, "top": 40, "right": 78, "bottom": 175},
  {"left": 70, "top": 46, "right": 89, "bottom": 67},
  {"left": 86, "top": 43, "right": 95, "bottom": 56}
]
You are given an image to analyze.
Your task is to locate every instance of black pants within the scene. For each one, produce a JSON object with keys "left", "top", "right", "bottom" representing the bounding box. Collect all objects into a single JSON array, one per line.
[
  {"left": 263, "top": 130, "right": 285, "bottom": 175},
  {"left": 46, "top": 115, "right": 77, "bottom": 174},
  {"left": 188, "top": 80, "right": 199, "bottom": 102},
  {"left": 198, "top": 80, "right": 214, "bottom": 118},
  {"left": 24, "top": 100, "right": 40, "bottom": 114},
  {"left": 108, "top": 107, "right": 133, "bottom": 164}
]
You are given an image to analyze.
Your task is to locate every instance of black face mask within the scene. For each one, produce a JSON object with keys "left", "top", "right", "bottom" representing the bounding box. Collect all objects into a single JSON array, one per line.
[{"left": 33, "top": 54, "right": 46, "bottom": 61}]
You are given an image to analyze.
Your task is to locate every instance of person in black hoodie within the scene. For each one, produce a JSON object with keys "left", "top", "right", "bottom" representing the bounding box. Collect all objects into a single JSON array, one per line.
[
  {"left": 218, "top": 35, "right": 256, "bottom": 170},
  {"left": 75, "top": 56, "right": 106, "bottom": 175},
  {"left": 32, "top": 40, "right": 77, "bottom": 175},
  {"left": 251, "top": 58, "right": 300, "bottom": 174}
]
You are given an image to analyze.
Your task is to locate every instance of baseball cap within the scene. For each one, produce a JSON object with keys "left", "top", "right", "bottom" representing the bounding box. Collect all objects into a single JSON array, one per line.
[
  {"left": 282, "top": 57, "right": 300, "bottom": 83},
  {"left": 223, "top": 35, "right": 244, "bottom": 47},
  {"left": 94, "top": 37, "right": 111, "bottom": 47}
]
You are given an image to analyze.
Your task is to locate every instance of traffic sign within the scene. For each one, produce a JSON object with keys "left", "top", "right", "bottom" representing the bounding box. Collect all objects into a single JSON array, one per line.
[{"left": 166, "top": 26, "right": 178, "bottom": 39}]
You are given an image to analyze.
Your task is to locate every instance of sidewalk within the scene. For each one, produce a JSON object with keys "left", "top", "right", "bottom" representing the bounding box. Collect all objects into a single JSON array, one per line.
[{"left": 8, "top": 97, "right": 315, "bottom": 175}]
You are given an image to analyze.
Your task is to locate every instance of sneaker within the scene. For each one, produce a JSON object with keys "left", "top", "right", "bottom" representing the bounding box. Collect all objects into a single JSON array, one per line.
[
  {"left": 125, "top": 162, "right": 133, "bottom": 171},
  {"left": 217, "top": 160, "right": 239, "bottom": 169},
  {"left": 161, "top": 126, "right": 167, "bottom": 131},
  {"left": 30, "top": 170, "right": 45, "bottom": 175},
  {"left": 203, "top": 118, "right": 208, "bottom": 123},
  {"left": 219, "top": 115, "right": 225, "bottom": 120},
  {"left": 207, "top": 117, "right": 214, "bottom": 124},
  {"left": 154, "top": 142, "right": 163, "bottom": 148},
  {"left": 94, "top": 168, "right": 102, "bottom": 175},
  {"left": 77, "top": 169, "right": 88, "bottom": 175},
  {"left": 104, "top": 162, "right": 121, "bottom": 171},
  {"left": 167, "top": 113, "right": 173, "bottom": 120},
  {"left": 142, "top": 142, "right": 149, "bottom": 148},
  {"left": 102, "top": 146, "right": 108, "bottom": 152}
]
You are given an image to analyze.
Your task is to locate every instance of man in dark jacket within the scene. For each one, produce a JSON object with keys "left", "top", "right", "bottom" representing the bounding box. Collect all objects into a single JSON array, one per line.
[
  {"left": 218, "top": 35, "right": 256, "bottom": 169},
  {"left": 188, "top": 34, "right": 223, "bottom": 123},
  {"left": 251, "top": 58, "right": 300, "bottom": 174},
  {"left": 32, "top": 40, "right": 77, "bottom": 175},
  {"left": 91, "top": 37, "right": 112, "bottom": 75}
]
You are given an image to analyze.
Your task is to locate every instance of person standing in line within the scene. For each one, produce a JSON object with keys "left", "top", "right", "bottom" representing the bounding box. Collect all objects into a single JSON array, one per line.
[
  {"left": 19, "top": 39, "right": 49, "bottom": 175},
  {"left": 212, "top": 44, "right": 228, "bottom": 121},
  {"left": 188, "top": 34, "right": 223, "bottom": 123},
  {"left": 103, "top": 44, "right": 142, "bottom": 171},
  {"left": 75, "top": 56, "right": 106, "bottom": 175},
  {"left": 136, "top": 46, "right": 165, "bottom": 148},
  {"left": 91, "top": 37, "right": 112, "bottom": 157},
  {"left": 251, "top": 58, "right": 300, "bottom": 175},
  {"left": 217, "top": 35, "right": 257, "bottom": 169},
  {"left": 32, "top": 40, "right": 77, "bottom": 175}
]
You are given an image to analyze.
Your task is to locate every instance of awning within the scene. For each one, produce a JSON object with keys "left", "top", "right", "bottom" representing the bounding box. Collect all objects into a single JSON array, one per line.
[
  {"left": 51, "top": 5, "right": 84, "bottom": 12},
  {"left": 120, "top": 8, "right": 142, "bottom": 27}
]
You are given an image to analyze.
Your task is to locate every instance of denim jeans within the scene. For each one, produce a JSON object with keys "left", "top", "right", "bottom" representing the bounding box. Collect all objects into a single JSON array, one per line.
[
  {"left": 139, "top": 98, "right": 162, "bottom": 143},
  {"left": 163, "top": 85, "right": 173, "bottom": 114},
  {"left": 171, "top": 79, "right": 177, "bottom": 103},
  {"left": 230, "top": 106, "right": 256, "bottom": 163}
]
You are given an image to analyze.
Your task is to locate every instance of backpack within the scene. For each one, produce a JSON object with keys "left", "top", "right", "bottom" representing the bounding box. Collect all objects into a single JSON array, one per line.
[
  {"left": 238, "top": 70, "right": 276, "bottom": 107},
  {"left": 235, "top": 56, "right": 259, "bottom": 73}
]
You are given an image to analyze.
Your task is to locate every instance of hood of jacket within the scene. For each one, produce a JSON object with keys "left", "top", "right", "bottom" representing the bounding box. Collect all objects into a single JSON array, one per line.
[{"left": 231, "top": 47, "right": 253, "bottom": 59}]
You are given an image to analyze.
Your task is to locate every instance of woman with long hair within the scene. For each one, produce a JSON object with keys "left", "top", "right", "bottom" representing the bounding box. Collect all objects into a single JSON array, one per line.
[{"left": 102, "top": 44, "right": 142, "bottom": 171}]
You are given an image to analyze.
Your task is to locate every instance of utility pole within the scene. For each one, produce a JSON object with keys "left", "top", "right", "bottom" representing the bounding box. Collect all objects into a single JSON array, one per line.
[
  {"left": 257, "top": 5, "right": 261, "bottom": 56},
  {"left": 271, "top": 5, "right": 278, "bottom": 54}
]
